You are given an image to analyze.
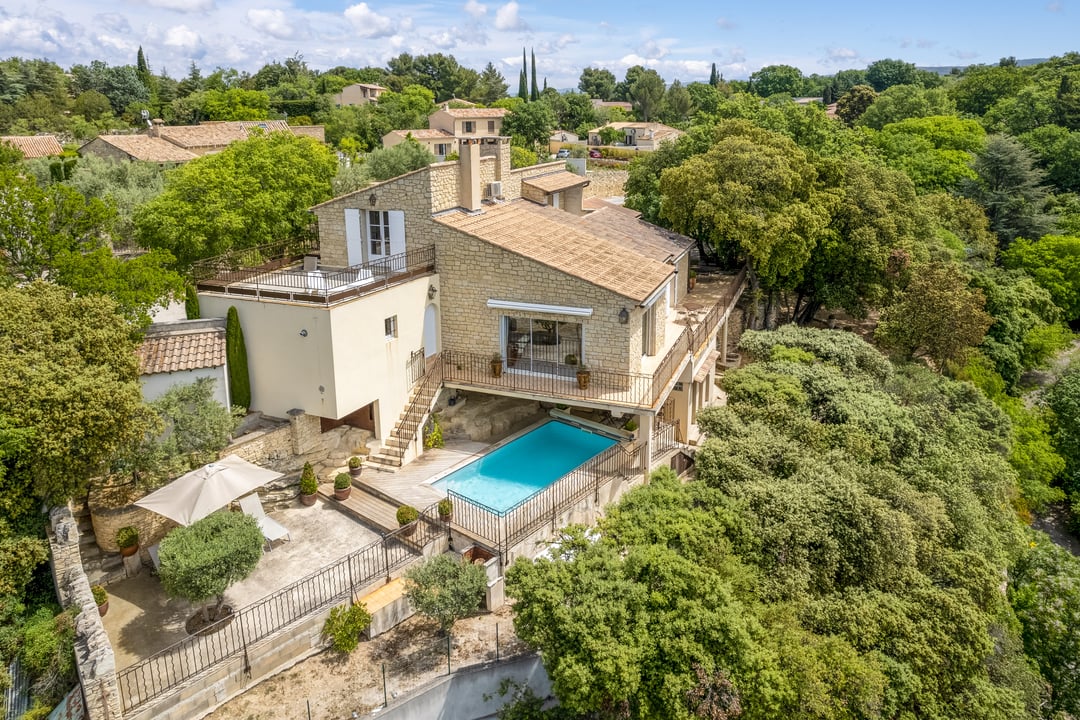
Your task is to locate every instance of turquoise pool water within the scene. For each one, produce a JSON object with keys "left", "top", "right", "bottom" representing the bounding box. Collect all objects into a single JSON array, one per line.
[{"left": 433, "top": 420, "right": 618, "bottom": 513}]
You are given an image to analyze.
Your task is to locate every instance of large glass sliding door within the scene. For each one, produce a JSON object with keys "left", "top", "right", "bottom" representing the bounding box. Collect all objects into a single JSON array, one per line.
[{"left": 504, "top": 317, "right": 582, "bottom": 378}]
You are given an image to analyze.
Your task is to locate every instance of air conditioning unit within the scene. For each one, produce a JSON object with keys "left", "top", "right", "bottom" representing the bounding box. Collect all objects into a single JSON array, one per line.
[{"left": 489, "top": 181, "right": 503, "bottom": 198}]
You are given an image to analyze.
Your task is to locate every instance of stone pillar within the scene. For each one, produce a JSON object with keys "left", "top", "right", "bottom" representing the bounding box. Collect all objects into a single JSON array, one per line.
[
  {"left": 641, "top": 413, "right": 655, "bottom": 481},
  {"left": 49, "top": 506, "right": 122, "bottom": 720},
  {"left": 721, "top": 320, "right": 729, "bottom": 361},
  {"left": 458, "top": 139, "right": 482, "bottom": 211}
]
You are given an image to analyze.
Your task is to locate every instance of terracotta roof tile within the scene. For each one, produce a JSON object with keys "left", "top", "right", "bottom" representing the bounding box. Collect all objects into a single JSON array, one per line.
[
  {"left": 158, "top": 120, "right": 293, "bottom": 149},
  {"left": 436, "top": 201, "right": 674, "bottom": 302},
  {"left": 386, "top": 128, "right": 455, "bottom": 139},
  {"left": 138, "top": 327, "right": 226, "bottom": 374},
  {"left": 82, "top": 134, "right": 198, "bottom": 162},
  {"left": 522, "top": 171, "right": 589, "bottom": 194},
  {"left": 1, "top": 135, "right": 63, "bottom": 158},
  {"left": 439, "top": 108, "right": 508, "bottom": 118},
  {"left": 576, "top": 203, "right": 693, "bottom": 263}
]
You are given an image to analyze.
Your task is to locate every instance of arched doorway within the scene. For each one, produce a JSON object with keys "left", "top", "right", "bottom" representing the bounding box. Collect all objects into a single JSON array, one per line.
[{"left": 423, "top": 303, "right": 438, "bottom": 358}]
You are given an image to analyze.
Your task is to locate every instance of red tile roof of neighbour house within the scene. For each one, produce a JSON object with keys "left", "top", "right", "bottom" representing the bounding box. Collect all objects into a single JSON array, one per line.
[
  {"left": 158, "top": 120, "right": 293, "bottom": 149},
  {"left": 385, "top": 128, "right": 456, "bottom": 140},
  {"left": 522, "top": 171, "right": 589, "bottom": 194},
  {"left": 1, "top": 135, "right": 63, "bottom": 158},
  {"left": 439, "top": 108, "right": 508, "bottom": 118},
  {"left": 81, "top": 134, "right": 199, "bottom": 163},
  {"left": 137, "top": 322, "right": 227, "bottom": 374},
  {"left": 435, "top": 200, "right": 674, "bottom": 302}
]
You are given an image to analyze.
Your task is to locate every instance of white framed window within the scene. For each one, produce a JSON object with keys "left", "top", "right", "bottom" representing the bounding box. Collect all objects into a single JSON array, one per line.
[
  {"left": 463, "top": 121, "right": 475, "bottom": 133},
  {"left": 368, "top": 210, "right": 390, "bottom": 256},
  {"left": 385, "top": 315, "right": 398, "bottom": 339}
]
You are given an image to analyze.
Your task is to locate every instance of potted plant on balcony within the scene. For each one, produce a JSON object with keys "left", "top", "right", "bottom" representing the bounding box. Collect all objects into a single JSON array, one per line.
[
  {"left": 564, "top": 353, "right": 578, "bottom": 367},
  {"left": 116, "top": 526, "right": 140, "bottom": 557},
  {"left": 397, "top": 505, "right": 419, "bottom": 537},
  {"left": 438, "top": 498, "right": 453, "bottom": 522},
  {"left": 576, "top": 365, "right": 591, "bottom": 390},
  {"left": 92, "top": 584, "right": 109, "bottom": 617},
  {"left": 490, "top": 353, "right": 503, "bottom": 378},
  {"left": 348, "top": 455, "right": 363, "bottom": 478},
  {"left": 333, "top": 472, "right": 352, "bottom": 501},
  {"left": 299, "top": 462, "right": 318, "bottom": 506}
]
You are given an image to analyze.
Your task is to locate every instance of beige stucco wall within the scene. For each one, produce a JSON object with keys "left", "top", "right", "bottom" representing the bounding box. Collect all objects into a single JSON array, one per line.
[
  {"left": 199, "top": 278, "right": 434, "bottom": 436},
  {"left": 140, "top": 367, "right": 229, "bottom": 408},
  {"left": 429, "top": 110, "right": 503, "bottom": 137}
]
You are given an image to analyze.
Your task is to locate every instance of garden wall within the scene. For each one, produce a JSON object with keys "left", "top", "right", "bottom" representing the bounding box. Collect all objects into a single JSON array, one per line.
[{"left": 584, "top": 169, "right": 628, "bottom": 198}]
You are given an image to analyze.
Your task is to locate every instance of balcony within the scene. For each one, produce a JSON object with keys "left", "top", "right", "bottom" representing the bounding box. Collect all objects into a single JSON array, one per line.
[
  {"left": 444, "top": 267, "right": 748, "bottom": 411},
  {"left": 194, "top": 241, "right": 436, "bottom": 307}
]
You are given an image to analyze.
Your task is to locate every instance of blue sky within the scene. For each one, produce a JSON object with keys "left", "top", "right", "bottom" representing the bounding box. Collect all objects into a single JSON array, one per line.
[{"left": 0, "top": 0, "right": 1074, "bottom": 87}]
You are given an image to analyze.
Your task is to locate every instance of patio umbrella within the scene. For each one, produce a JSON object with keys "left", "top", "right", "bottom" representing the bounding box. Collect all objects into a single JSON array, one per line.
[{"left": 134, "top": 455, "right": 284, "bottom": 526}]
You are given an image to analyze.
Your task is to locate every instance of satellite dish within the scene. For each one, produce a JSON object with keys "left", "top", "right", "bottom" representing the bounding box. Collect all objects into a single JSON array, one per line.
[{"left": 141, "top": 109, "right": 150, "bottom": 120}]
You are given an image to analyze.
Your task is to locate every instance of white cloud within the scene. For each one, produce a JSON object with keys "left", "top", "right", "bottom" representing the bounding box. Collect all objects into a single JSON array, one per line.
[
  {"left": 247, "top": 9, "right": 295, "bottom": 40},
  {"left": 635, "top": 39, "right": 671, "bottom": 60},
  {"left": 824, "top": 47, "right": 858, "bottom": 65},
  {"left": 164, "top": 24, "right": 201, "bottom": 51},
  {"left": 0, "top": 14, "right": 66, "bottom": 55},
  {"left": 716, "top": 17, "right": 736, "bottom": 30},
  {"left": 142, "top": 0, "right": 215, "bottom": 12},
  {"left": 464, "top": 0, "right": 487, "bottom": 18},
  {"left": 344, "top": 3, "right": 395, "bottom": 38},
  {"left": 95, "top": 13, "right": 131, "bottom": 33},
  {"left": 1047, "top": 1, "right": 1064, "bottom": 11},
  {"left": 494, "top": 2, "right": 527, "bottom": 31},
  {"left": 950, "top": 49, "right": 979, "bottom": 60}
]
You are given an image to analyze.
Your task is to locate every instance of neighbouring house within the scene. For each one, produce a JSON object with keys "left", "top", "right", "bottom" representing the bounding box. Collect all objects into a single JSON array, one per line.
[
  {"left": 550, "top": 130, "right": 580, "bottom": 143},
  {"left": 78, "top": 119, "right": 326, "bottom": 164},
  {"left": 383, "top": 107, "right": 509, "bottom": 159},
  {"left": 587, "top": 122, "right": 683, "bottom": 150},
  {"left": 78, "top": 134, "right": 198, "bottom": 164},
  {"left": 590, "top": 100, "right": 633, "bottom": 113},
  {"left": 333, "top": 82, "right": 387, "bottom": 107},
  {"left": 195, "top": 135, "right": 745, "bottom": 472},
  {"left": 1, "top": 134, "right": 64, "bottom": 158},
  {"left": 136, "top": 318, "right": 230, "bottom": 407}
]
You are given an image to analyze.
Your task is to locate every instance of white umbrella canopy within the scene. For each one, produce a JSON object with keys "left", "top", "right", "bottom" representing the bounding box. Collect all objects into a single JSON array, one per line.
[{"left": 134, "top": 455, "right": 284, "bottom": 526}]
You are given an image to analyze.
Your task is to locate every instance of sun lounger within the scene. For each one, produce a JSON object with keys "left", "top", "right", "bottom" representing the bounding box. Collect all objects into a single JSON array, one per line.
[{"left": 238, "top": 494, "right": 291, "bottom": 550}]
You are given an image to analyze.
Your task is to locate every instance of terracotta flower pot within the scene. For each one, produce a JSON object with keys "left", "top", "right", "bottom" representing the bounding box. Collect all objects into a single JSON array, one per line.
[
  {"left": 334, "top": 486, "right": 352, "bottom": 501},
  {"left": 576, "top": 370, "right": 591, "bottom": 390},
  {"left": 400, "top": 521, "right": 417, "bottom": 537},
  {"left": 300, "top": 492, "right": 318, "bottom": 507},
  {"left": 97, "top": 601, "right": 109, "bottom": 617},
  {"left": 119, "top": 544, "right": 139, "bottom": 558},
  {"left": 349, "top": 466, "right": 363, "bottom": 479}
]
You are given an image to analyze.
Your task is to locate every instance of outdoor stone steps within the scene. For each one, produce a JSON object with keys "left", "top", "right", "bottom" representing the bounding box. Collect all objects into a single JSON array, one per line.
[
  {"left": 366, "top": 454, "right": 401, "bottom": 468},
  {"left": 384, "top": 437, "right": 411, "bottom": 449}
]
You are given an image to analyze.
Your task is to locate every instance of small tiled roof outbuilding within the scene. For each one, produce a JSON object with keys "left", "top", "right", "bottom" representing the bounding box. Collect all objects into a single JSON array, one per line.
[
  {"left": 1, "top": 135, "right": 64, "bottom": 158},
  {"left": 137, "top": 319, "right": 227, "bottom": 375}
]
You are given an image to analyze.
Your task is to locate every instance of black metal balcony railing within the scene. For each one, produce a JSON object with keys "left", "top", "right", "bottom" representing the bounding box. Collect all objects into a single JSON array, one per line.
[{"left": 195, "top": 246, "right": 436, "bottom": 307}]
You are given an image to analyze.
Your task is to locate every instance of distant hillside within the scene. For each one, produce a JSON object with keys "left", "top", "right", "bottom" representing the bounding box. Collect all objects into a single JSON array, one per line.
[{"left": 919, "top": 58, "right": 1047, "bottom": 75}]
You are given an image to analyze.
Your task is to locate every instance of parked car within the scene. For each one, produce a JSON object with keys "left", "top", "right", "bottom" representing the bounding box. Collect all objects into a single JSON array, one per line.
[
  {"left": 555, "top": 148, "right": 571, "bottom": 159},
  {"left": 589, "top": 149, "right": 601, "bottom": 158}
]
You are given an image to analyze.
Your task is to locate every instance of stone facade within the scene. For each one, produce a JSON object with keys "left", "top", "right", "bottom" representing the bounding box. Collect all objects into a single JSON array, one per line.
[
  {"left": 436, "top": 228, "right": 638, "bottom": 373},
  {"left": 584, "top": 169, "right": 629, "bottom": 198},
  {"left": 49, "top": 506, "right": 122, "bottom": 720}
]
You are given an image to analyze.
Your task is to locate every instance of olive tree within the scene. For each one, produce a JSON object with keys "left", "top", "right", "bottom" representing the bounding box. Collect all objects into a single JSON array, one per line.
[
  {"left": 159, "top": 511, "right": 263, "bottom": 622},
  {"left": 404, "top": 553, "right": 487, "bottom": 634}
]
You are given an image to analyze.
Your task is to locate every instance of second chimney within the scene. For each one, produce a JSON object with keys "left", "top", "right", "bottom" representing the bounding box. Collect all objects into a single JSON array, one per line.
[{"left": 458, "top": 138, "right": 482, "bottom": 212}]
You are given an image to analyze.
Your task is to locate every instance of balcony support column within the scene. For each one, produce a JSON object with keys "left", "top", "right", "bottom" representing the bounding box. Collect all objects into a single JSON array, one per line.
[
  {"left": 721, "top": 319, "right": 729, "bottom": 363},
  {"left": 640, "top": 413, "right": 654, "bottom": 481}
]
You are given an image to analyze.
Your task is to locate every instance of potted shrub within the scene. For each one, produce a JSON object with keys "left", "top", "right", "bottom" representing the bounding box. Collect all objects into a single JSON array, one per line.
[
  {"left": 688, "top": 268, "right": 698, "bottom": 290},
  {"left": 489, "top": 353, "right": 503, "bottom": 378},
  {"left": 564, "top": 353, "right": 578, "bottom": 366},
  {"left": 333, "top": 472, "right": 352, "bottom": 501},
  {"left": 348, "top": 455, "right": 363, "bottom": 478},
  {"left": 92, "top": 584, "right": 109, "bottom": 617},
  {"left": 299, "top": 462, "right": 318, "bottom": 506},
  {"left": 116, "top": 526, "right": 140, "bottom": 557},
  {"left": 438, "top": 498, "right": 453, "bottom": 522},
  {"left": 576, "top": 366, "right": 591, "bottom": 390},
  {"left": 396, "top": 505, "right": 419, "bottom": 537}
]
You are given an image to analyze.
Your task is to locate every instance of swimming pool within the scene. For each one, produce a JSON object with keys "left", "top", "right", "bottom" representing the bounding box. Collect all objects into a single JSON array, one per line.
[{"left": 433, "top": 420, "right": 618, "bottom": 513}]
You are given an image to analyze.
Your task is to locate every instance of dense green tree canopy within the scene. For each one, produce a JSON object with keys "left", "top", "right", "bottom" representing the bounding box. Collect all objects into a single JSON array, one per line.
[
  {"left": 962, "top": 135, "right": 1056, "bottom": 247},
  {"left": 1002, "top": 234, "right": 1080, "bottom": 322},
  {"left": 578, "top": 67, "right": 617, "bottom": 100},
  {"left": 135, "top": 132, "right": 337, "bottom": 267}
]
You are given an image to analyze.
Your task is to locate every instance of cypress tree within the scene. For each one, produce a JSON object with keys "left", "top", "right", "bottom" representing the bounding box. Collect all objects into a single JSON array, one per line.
[
  {"left": 709, "top": 62, "right": 719, "bottom": 87},
  {"left": 226, "top": 306, "right": 251, "bottom": 409},
  {"left": 184, "top": 286, "right": 200, "bottom": 320},
  {"left": 518, "top": 48, "right": 528, "bottom": 99},
  {"left": 530, "top": 49, "right": 539, "bottom": 101}
]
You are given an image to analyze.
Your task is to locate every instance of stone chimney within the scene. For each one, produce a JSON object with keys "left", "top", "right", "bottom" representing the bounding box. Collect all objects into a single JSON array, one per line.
[
  {"left": 150, "top": 118, "right": 165, "bottom": 138},
  {"left": 459, "top": 138, "right": 482, "bottom": 212}
]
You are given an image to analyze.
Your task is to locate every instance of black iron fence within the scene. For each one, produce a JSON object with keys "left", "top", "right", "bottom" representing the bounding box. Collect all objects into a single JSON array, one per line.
[
  {"left": 190, "top": 234, "right": 317, "bottom": 282},
  {"left": 448, "top": 441, "right": 647, "bottom": 561},
  {"left": 117, "top": 503, "right": 445, "bottom": 714},
  {"left": 651, "top": 419, "right": 681, "bottom": 460}
]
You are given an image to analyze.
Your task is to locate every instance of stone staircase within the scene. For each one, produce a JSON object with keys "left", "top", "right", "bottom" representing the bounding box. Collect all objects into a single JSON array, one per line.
[
  {"left": 72, "top": 498, "right": 124, "bottom": 587},
  {"left": 367, "top": 358, "right": 444, "bottom": 469}
]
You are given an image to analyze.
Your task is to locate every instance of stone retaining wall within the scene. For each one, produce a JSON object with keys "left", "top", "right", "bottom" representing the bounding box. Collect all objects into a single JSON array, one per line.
[
  {"left": 584, "top": 169, "right": 628, "bottom": 198},
  {"left": 49, "top": 506, "right": 122, "bottom": 720}
]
